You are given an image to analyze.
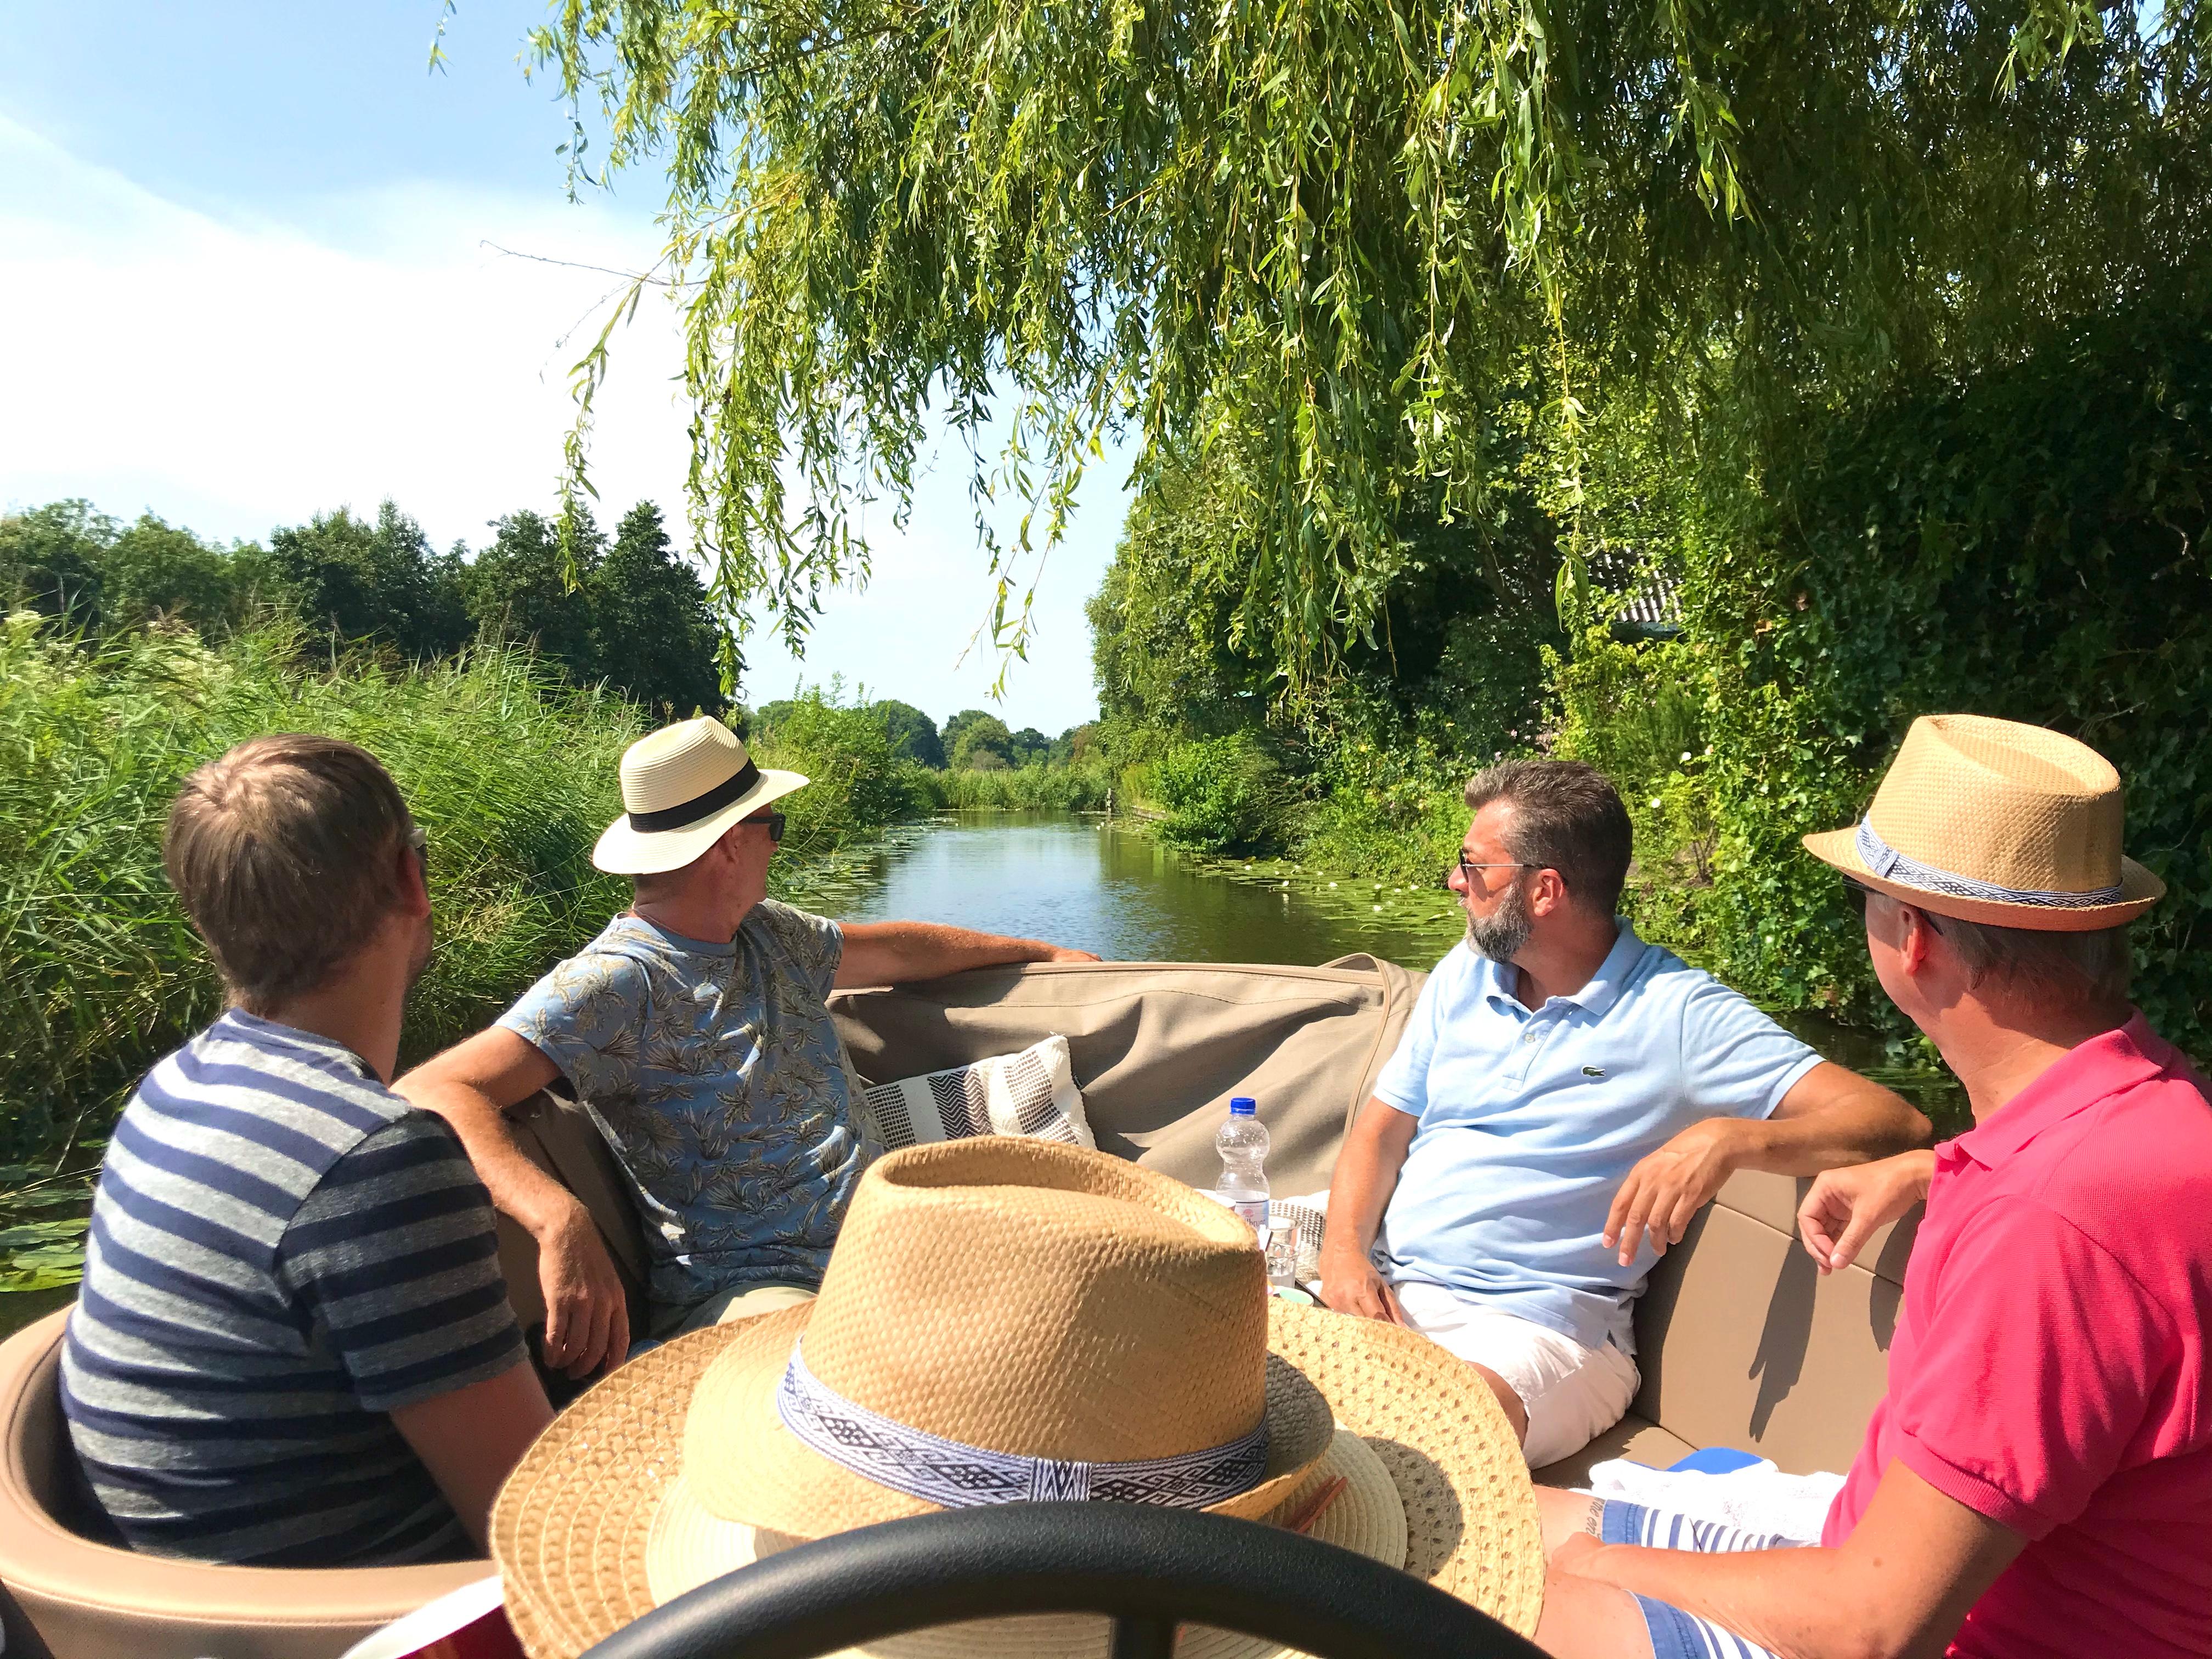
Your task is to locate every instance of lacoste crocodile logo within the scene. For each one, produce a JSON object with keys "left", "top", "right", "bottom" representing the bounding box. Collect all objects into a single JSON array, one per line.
[{"left": 1581, "top": 1065, "right": 1606, "bottom": 1078}]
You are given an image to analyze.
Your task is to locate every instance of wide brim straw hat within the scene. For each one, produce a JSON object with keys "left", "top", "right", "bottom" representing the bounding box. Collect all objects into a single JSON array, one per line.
[
  {"left": 492, "top": 1143, "right": 1544, "bottom": 1659},
  {"left": 1803, "top": 713, "right": 2163, "bottom": 932},
  {"left": 592, "top": 715, "right": 810, "bottom": 876}
]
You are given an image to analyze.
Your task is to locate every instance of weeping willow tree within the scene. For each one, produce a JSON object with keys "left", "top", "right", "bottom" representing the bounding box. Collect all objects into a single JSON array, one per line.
[{"left": 526, "top": 0, "right": 2211, "bottom": 680}]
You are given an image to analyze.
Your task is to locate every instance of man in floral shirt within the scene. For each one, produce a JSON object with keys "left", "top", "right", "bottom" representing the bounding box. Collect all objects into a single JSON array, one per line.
[{"left": 400, "top": 718, "right": 1094, "bottom": 1376}]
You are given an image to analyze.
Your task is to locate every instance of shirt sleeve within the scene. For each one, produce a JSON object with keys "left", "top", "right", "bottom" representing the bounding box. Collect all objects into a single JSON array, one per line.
[
  {"left": 752, "top": 900, "right": 845, "bottom": 1003},
  {"left": 1373, "top": 948, "right": 1458, "bottom": 1118},
  {"left": 277, "top": 1115, "right": 527, "bottom": 1414},
  {"left": 1675, "top": 975, "right": 1822, "bottom": 1120},
  {"left": 496, "top": 949, "right": 651, "bottom": 1104},
  {"left": 1887, "top": 1194, "right": 2168, "bottom": 1540}
]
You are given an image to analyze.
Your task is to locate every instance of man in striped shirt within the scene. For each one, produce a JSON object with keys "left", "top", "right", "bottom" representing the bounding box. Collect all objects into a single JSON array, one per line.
[{"left": 61, "top": 735, "right": 551, "bottom": 1566}]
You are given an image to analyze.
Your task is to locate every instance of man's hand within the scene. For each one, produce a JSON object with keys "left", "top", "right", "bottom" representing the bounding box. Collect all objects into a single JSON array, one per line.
[
  {"left": 1798, "top": 1149, "right": 1934, "bottom": 1274},
  {"left": 1041, "top": 946, "right": 1102, "bottom": 963},
  {"left": 1604, "top": 1118, "right": 1741, "bottom": 1267},
  {"left": 538, "top": 1200, "right": 631, "bottom": 1379},
  {"left": 1316, "top": 1248, "right": 1407, "bottom": 1323}
]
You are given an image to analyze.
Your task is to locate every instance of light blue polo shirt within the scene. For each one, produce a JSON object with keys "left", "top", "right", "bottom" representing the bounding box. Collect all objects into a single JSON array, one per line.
[{"left": 1373, "top": 922, "right": 1820, "bottom": 1353}]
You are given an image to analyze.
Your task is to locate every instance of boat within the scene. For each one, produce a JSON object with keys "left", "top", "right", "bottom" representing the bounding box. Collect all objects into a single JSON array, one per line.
[{"left": 0, "top": 956, "right": 1918, "bottom": 1657}]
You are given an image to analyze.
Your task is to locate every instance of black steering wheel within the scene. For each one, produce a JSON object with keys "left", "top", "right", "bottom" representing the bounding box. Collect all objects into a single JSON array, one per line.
[{"left": 579, "top": 1502, "right": 1547, "bottom": 1659}]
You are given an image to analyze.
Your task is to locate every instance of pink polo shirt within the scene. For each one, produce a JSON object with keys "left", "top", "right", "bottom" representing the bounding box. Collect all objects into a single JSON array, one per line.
[{"left": 1822, "top": 1014, "right": 2212, "bottom": 1658}]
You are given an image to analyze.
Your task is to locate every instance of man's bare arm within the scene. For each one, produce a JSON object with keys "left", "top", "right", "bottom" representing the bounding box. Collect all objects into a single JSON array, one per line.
[
  {"left": 394, "top": 1029, "right": 630, "bottom": 1379},
  {"left": 1315, "top": 1098, "right": 1418, "bottom": 1323},
  {"left": 1538, "top": 1461, "right": 2025, "bottom": 1659},
  {"left": 389, "top": 1359, "right": 554, "bottom": 1550},
  {"left": 834, "top": 920, "right": 1098, "bottom": 989},
  {"left": 1605, "top": 1062, "right": 1931, "bottom": 1265}
]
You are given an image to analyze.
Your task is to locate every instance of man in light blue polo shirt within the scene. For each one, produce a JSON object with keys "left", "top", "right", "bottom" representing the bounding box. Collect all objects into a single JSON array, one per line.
[{"left": 1319, "top": 759, "right": 1928, "bottom": 1468}]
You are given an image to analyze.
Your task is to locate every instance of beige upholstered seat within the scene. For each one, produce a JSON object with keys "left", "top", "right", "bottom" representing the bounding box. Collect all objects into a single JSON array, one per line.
[
  {"left": 0, "top": 1311, "right": 488, "bottom": 1659},
  {"left": 0, "top": 958, "right": 1912, "bottom": 1654}
]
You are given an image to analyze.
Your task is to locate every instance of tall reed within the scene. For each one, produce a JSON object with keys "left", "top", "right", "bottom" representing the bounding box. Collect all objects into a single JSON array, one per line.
[{"left": 0, "top": 614, "right": 643, "bottom": 1172}]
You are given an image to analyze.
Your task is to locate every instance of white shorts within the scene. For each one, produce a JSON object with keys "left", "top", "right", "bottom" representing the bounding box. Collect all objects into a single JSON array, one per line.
[{"left": 1389, "top": 1280, "right": 1640, "bottom": 1469}]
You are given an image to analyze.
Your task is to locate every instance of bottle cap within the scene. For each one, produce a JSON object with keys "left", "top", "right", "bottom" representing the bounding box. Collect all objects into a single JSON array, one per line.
[{"left": 1228, "top": 1097, "right": 1257, "bottom": 1116}]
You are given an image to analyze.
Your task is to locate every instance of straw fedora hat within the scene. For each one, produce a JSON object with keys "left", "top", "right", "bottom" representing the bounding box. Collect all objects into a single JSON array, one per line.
[
  {"left": 1803, "top": 713, "right": 2163, "bottom": 932},
  {"left": 492, "top": 1141, "right": 1544, "bottom": 1659},
  {"left": 592, "top": 716, "right": 809, "bottom": 876}
]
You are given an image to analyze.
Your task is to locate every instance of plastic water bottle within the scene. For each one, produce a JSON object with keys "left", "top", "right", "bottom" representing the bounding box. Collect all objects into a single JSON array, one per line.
[{"left": 1214, "top": 1097, "right": 1274, "bottom": 1263}]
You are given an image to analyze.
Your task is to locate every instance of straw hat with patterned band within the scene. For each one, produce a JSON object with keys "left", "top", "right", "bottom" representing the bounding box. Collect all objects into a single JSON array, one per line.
[
  {"left": 591, "top": 716, "right": 810, "bottom": 876},
  {"left": 491, "top": 1139, "right": 1544, "bottom": 1659},
  {"left": 1803, "top": 713, "right": 2163, "bottom": 932}
]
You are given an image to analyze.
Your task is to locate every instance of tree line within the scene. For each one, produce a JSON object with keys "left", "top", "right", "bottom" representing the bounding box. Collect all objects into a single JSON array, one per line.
[
  {"left": 0, "top": 496, "right": 726, "bottom": 719},
  {"left": 751, "top": 697, "right": 1095, "bottom": 774}
]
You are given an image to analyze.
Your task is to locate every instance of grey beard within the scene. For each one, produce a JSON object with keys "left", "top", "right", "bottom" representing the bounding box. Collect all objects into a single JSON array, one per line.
[{"left": 1465, "top": 883, "right": 1532, "bottom": 963}]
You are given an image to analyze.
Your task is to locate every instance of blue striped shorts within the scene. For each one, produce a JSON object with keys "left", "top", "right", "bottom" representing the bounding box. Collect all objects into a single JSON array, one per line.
[{"left": 1598, "top": 1500, "right": 1813, "bottom": 1659}]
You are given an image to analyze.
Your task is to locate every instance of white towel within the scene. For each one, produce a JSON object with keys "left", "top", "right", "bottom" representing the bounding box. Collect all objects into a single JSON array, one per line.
[{"left": 1579, "top": 1457, "right": 1845, "bottom": 1543}]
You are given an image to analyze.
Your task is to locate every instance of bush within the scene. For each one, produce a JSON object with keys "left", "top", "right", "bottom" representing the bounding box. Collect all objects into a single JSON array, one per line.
[
  {"left": 1149, "top": 734, "right": 1295, "bottom": 853},
  {"left": 1552, "top": 306, "right": 2212, "bottom": 1054},
  {"left": 0, "top": 615, "right": 643, "bottom": 1172},
  {"left": 746, "top": 683, "right": 931, "bottom": 857},
  {"left": 936, "top": 762, "right": 1111, "bottom": 812}
]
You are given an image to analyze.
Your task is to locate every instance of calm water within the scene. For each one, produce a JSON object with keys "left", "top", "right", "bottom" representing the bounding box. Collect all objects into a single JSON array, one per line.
[{"left": 841, "top": 814, "right": 1470, "bottom": 966}]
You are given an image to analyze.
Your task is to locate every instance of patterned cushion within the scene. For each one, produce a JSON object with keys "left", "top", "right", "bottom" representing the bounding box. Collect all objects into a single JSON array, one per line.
[
  {"left": 857, "top": 1035, "right": 1094, "bottom": 1153},
  {"left": 1268, "top": 1192, "right": 1330, "bottom": 1286}
]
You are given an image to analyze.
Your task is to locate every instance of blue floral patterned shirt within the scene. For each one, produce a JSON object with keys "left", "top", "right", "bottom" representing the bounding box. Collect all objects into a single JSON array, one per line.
[{"left": 498, "top": 902, "right": 866, "bottom": 1312}]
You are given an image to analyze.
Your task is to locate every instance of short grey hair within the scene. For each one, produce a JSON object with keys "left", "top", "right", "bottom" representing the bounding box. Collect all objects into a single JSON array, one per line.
[{"left": 1939, "top": 916, "right": 2132, "bottom": 1004}]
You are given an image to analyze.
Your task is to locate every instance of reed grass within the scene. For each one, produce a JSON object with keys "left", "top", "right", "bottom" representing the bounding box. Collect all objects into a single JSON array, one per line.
[{"left": 0, "top": 613, "right": 644, "bottom": 1174}]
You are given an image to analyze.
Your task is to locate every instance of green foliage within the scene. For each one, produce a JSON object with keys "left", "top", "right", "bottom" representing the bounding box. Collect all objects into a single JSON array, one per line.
[
  {"left": 1553, "top": 306, "right": 2212, "bottom": 1054},
  {"left": 871, "top": 700, "right": 945, "bottom": 769},
  {"left": 531, "top": 0, "right": 2211, "bottom": 687},
  {"left": 1147, "top": 734, "right": 1295, "bottom": 854},
  {"left": 270, "top": 502, "right": 473, "bottom": 659},
  {"left": 946, "top": 712, "right": 1015, "bottom": 771},
  {"left": 3, "top": 496, "right": 730, "bottom": 719},
  {"left": 932, "top": 762, "right": 1111, "bottom": 812},
  {"left": 746, "top": 683, "right": 932, "bottom": 858},
  {"left": 0, "top": 613, "right": 642, "bottom": 1173}
]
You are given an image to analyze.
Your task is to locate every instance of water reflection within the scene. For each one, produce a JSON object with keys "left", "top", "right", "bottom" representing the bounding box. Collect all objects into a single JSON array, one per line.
[{"left": 842, "top": 814, "right": 1470, "bottom": 967}]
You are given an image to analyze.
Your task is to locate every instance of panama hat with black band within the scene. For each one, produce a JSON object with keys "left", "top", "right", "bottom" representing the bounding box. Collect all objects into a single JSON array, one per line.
[
  {"left": 591, "top": 716, "right": 811, "bottom": 877},
  {"left": 1802, "top": 713, "right": 2163, "bottom": 930}
]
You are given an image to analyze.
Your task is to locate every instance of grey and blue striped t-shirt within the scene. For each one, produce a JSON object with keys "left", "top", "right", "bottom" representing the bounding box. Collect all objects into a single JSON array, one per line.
[{"left": 60, "top": 1011, "right": 527, "bottom": 1566}]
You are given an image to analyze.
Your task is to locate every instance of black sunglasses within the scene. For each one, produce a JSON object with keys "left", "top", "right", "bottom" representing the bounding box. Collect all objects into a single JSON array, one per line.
[
  {"left": 1841, "top": 875, "right": 1942, "bottom": 934},
  {"left": 744, "top": 810, "right": 786, "bottom": 843},
  {"left": 407, "top": 822, "right": 428, "bottom": 878}
]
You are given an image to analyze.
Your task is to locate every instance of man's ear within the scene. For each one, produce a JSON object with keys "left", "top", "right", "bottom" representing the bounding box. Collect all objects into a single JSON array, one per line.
[
  {"left": 1528, "top": 868, "right": 1572, "bottom": 917},
  {"left": 1897, "top": 905, "right": 1939, "bottom": 974},
  {"left": 393, "top": 837, "right": 431, "bottom": 919}
]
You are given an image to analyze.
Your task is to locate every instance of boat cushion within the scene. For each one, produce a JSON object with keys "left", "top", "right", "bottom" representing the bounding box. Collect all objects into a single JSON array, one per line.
[
  {"left": 831, "top": 955, "right": 1426, "bottom": 1194},
  {"left": 855, "top": 1034, "right": 1096, "bottom": 1152}
]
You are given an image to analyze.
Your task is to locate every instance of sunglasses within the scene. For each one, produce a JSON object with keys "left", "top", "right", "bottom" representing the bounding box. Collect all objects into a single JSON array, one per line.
[
  {"left": 744, "top": 810, "right": 786, "bottom": 844},
  {"left": 1447, "top": 851, "right": 1538, "bottom": 888},
  {"left": 407, "top": 822, "right": 428, "bottom": 879},
  {"left": 1841, "top": 875, "right": 1942, "bottom": 934}
]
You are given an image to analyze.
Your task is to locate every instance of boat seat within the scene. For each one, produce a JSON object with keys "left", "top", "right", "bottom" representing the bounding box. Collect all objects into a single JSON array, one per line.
[
  {"left": 0, "top": 1310, "right": 489, "bottom": 1659},
  {"left": 0, "top": 1095, "right": 637, "bottom": 1658},
  {"left": 1532, "top": 1167, "right": 1921, "bottom": 1489}
]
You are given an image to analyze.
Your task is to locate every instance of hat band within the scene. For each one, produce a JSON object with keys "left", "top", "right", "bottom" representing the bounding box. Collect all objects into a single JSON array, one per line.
[
  {"left": 628, "top": 759, "right": 761, "bottom": 834},
  {"left": 776, "top": 1340, "right": 1269, "bottom": 1510},
  {"left": 1854, "top": 819, "right": 2123, "bottom": 910}
]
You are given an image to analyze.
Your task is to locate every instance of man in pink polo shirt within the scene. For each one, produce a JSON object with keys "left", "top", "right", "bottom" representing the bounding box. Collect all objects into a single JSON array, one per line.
[{"left": 1529, "top": 714, "right": 2211, "bottom": 1659}]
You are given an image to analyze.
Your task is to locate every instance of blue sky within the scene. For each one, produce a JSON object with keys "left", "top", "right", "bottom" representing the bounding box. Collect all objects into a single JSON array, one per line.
[{"left": 0, "top": 1, "right": 1128, "bottom": 732}]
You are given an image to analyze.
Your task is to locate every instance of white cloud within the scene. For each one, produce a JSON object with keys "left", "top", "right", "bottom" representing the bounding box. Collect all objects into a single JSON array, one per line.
[{"left": 0, "top": 114, "right": 1126, "bottom": 730}]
